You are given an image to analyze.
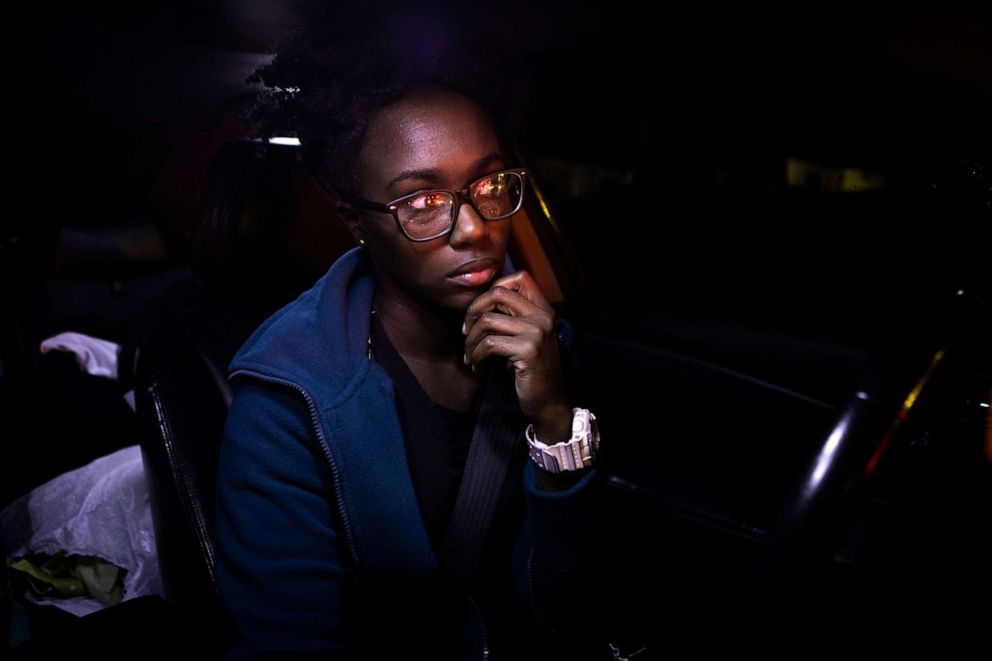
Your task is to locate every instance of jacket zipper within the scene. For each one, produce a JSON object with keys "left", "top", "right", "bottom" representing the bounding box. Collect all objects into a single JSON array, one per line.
[
  {"left": 467, "top": 592, "right": 489, "bottom": 660},
  {"left": 526, "top": 542, "right": 566, "bottom": 638},
  {"left": 527, "top": 542, "right": 538, "bottom": 621},
  {"left": 228, "top": 369, "right": 361, "bottom": 574}
]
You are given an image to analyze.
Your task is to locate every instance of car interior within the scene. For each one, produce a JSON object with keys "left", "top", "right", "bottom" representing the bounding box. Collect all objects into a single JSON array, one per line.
[{"left": 3, "top": 2, "right": 991, "bottom": 658}]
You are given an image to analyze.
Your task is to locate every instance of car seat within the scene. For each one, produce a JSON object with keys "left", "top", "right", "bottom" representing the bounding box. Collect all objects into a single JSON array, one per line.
[{"left": 123, "top": 138, "right": 353, "bottom": 653}]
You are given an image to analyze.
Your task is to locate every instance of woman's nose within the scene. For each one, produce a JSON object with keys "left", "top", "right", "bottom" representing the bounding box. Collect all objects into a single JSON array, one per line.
[{"left": 448, "top": 197, "right": 489, "bottom": 246}]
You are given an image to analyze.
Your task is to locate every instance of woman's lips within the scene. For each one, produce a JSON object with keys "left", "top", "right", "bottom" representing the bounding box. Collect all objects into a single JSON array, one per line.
[{"left": 448, "top": 267, "right": 496, "bottom": 287}]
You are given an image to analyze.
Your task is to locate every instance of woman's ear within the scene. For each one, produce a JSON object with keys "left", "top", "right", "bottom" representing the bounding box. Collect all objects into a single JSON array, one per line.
[{"left": 335, "top": 201, "right": 365, "bottom": 245}]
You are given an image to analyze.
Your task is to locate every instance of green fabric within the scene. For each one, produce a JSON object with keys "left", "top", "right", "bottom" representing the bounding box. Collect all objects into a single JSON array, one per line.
[
  {"left": 71, "top": 557, "right": 123, "bottom": 606},
  {"left": 10, "top": 555, "right": 86, "bottom": 598},
  {"left": 8, "top": 552, "right": 125, "bottom": 606}
]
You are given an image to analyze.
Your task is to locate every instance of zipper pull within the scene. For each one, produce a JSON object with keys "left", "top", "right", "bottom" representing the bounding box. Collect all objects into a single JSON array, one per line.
[
  {"left": 608, "top": 640, "right": 649, "bottom": 660},
  {"left": 467, "top": 592, "right": 489, "bottom": 660}
]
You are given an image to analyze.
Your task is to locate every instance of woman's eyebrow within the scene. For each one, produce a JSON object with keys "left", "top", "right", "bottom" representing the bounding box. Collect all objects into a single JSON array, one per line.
[{"left": 386, "top": 152, "right": 505, "bottom": 191}]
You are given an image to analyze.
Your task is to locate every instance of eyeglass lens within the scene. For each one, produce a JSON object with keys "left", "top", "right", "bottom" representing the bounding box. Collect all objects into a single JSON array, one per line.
[{"left": 396, "top": 171, "right": 523, "bottom": 239}]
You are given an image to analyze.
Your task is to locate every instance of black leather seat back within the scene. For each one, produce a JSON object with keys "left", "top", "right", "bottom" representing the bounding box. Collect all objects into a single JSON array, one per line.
[
  {"left": 129, "top": 285, "right": 283, "bottom": 652},
  {"left": 126, "top": 138, "right": 351, "bottom": 651},
  {"left": 133, "top": 326, "right": 228, "bottom": 634}
]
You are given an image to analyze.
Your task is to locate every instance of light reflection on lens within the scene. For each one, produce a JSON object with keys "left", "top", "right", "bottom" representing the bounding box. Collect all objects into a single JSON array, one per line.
[{"left": 395, "top": 170, "right": 524, "bottom": 240}]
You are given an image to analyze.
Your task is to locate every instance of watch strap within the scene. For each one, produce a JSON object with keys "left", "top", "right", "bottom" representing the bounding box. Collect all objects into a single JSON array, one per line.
[{"left": 526, "top": 408, "right": 599, "bottom": 473}]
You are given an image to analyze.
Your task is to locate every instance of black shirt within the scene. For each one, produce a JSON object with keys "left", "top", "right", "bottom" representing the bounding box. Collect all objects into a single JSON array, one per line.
[
  {"left": 372, "top": 309, "right": 480, "bottom": 551},
  {"left": 370, "top": 309, "right": 548, "bottom": 658}
]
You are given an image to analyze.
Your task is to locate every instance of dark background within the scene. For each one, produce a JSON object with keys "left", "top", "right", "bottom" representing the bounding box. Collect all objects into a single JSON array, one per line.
[{"left": 5, "top": 0, "right": 991, "bottom": 351}]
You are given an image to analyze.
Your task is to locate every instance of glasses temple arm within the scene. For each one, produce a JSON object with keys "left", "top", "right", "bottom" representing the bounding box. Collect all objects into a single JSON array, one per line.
[{"left": 340, "top": 194, "right": 391, "bottom": 214}]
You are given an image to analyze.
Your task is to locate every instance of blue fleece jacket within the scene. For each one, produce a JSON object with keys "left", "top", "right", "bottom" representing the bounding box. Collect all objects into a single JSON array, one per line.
[{"left": 213, "top": 246, "right": 606, "bottom": 660}]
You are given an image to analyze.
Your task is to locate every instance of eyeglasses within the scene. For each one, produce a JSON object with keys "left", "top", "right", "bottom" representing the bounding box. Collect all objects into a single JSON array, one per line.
[{"left": 341, "top": 168, "right": 527, "bottom": 242}]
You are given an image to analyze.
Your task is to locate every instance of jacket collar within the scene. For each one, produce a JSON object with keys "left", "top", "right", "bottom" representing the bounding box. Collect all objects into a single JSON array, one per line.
[
  {"left": 226, "top": 246, "right": 438, "bottom": 586},
  {"left": 227, "top": 245, "right": 376, "bottom": 402}
]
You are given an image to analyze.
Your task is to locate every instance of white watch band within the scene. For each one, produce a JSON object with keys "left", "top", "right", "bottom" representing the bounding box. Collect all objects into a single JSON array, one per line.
[{"left": 525, "top": 408, "right": 600, "bottom": 473}]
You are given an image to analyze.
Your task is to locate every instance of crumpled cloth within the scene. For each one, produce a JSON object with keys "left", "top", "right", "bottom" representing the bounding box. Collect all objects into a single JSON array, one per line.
[
  {"left": 0, "top": 446, "right": 163, "bottom": 617},
  {"left": 39, "top": 332, "right": 120, "bottom": 380},
  {"left": 38, "top": 330, "right": 135, "bottom": 412},
  {"left": 10, "top": 552, "right": 125, "bottom": 606}
]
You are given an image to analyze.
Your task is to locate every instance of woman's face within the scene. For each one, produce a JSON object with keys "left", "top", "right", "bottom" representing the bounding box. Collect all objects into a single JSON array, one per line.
[{"left": 351, "top": 88, "right": 513, "bottom": 314}]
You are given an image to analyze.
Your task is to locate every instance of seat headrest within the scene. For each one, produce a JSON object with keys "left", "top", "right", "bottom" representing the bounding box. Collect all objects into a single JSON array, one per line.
[{"left": 189, "top": 139, "right": 355, "bottom": 305}]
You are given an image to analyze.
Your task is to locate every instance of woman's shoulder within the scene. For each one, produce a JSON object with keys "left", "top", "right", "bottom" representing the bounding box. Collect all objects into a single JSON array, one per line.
[
  {"left": 221, "top": 378, "right": 319, "bottom": 457},
  {"left": 216, "top": 378, "right": 339, "bottom": 514},
  {"left": 224, "top": 248, "right": 377, "bottom": 403}
]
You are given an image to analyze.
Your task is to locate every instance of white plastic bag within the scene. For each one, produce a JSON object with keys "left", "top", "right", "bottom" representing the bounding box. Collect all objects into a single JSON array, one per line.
[{"left": 1, "top": 445, "right": 164, "bottom": 616}]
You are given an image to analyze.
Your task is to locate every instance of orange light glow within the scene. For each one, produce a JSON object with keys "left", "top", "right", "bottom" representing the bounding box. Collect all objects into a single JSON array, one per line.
[{"left": 864, "top": 347, "right": 948, "bottom": 477}]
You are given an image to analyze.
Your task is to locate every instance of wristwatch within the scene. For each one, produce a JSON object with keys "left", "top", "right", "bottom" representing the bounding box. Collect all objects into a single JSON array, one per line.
[{"left": 525, "top": 407, "right": 600, "bottom": 474}]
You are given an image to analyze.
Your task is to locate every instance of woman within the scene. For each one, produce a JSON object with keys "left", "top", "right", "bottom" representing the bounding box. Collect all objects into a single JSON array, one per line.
[{"left": 214, "top": 8, "right": 609, "bottom": 660}]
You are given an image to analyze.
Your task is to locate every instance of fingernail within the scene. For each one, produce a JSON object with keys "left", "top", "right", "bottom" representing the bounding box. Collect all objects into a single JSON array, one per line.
[
  {"left": 461, "top": 321, "right": 466, "bottom": 335},
  {"left": 463, "top": 353, "right": 468, "bottom": 365},
  {"left": 471, "top": 364, "right": 476, "bottom": 373}
]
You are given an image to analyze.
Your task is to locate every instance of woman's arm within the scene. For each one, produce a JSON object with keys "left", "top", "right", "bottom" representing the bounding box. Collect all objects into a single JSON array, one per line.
[
  {"left": 512, "top": 459, "right": 608, "bottom": 646},
  {"left": 213, "top": 381, "right": 351, "bottom": 659},
  {"left": 462, "top": 271, "right": 611, "bottom": 649}
]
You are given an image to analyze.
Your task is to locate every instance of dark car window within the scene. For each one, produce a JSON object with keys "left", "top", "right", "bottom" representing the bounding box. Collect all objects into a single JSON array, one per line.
[{"left": 522, "top": 36, "right": 990, "bottom": 350}]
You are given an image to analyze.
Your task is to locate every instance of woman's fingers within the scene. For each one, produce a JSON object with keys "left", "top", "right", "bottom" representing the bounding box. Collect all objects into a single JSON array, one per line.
[
  {"left": 460, "top": 269, "right": 569, "bottom": 422},
  {"left": 490, "top": 270, "right": 553, "bottom": 311},
  {"left": 463, "top": 313, "right": 539, "bottom": 365},
  {"left": 465, "top": 333, "right": 535, "bottom": 369},
  {"left": 465, "top": 271, "right": 552, "bottom": 317},
  {"left": 465, "top": 317, "right": 568, "bottom": 422},
  {"left": 464, "top": 285, "right": 533, "bottom": 325},
  {"left": 463, "top": 287, "right": 553, "bottom": 339}
]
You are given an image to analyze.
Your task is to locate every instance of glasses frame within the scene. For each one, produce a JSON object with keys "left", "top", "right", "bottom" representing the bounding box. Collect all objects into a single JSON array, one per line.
[{"left": 340, "top": 167, "right": 528, "bottom": 242}]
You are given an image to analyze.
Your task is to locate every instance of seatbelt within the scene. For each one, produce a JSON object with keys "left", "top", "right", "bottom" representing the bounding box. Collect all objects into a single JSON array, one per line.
[{"left": 438, "top": 363, "right": 522, "bottom": 597}]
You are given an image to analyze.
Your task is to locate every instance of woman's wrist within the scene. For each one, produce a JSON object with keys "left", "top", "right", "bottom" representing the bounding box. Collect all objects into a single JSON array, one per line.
[
  {"left": 530, "top": 403, "right": 572, "bottom": 446},
  {"left": 524, "top": 408, "right": 599, "bottom": 491}
]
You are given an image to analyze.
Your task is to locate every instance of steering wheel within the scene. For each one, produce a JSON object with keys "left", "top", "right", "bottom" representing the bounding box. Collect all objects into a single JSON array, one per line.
[{"left": 727, "top": 282, "right": 988, "bottom": 651}]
